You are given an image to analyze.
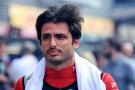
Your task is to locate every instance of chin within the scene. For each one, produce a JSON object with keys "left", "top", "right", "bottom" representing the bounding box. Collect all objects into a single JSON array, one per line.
[
  {"left": 47, "top": 58, "right": 64, "bottom": 66},
  {"left": 47, "top": 56, "right": 62, "bottom": 62}
]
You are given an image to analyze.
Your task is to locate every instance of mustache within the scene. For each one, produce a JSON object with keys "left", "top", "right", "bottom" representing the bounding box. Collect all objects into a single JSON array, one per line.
[{"left": 46, "top": 47, "right": 62, "bottom": 53}]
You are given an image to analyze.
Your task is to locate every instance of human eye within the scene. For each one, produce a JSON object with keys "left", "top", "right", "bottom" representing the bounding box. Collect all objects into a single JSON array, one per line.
[
  {"left": 42, "top": 34, "right": 50, "bottom": 40},
  {"left": 55, "top": 34, "right": 67, "bottom": 40}
]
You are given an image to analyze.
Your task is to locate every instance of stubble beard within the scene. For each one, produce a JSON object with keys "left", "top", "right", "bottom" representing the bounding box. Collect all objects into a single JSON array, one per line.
[{"left": 45, "top": 52, "right": 73, "bottom": 67}]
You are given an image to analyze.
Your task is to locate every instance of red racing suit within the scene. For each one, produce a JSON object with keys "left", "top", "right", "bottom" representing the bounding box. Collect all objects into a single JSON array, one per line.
[{"left": 15, "top": 73, "right": 119, "bottom": 90}]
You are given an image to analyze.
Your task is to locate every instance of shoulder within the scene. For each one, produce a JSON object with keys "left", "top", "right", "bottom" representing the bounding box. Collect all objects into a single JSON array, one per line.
[
  {"left": 101, "top": 73, "right": 119, "bottom": 90},
  {"left": 15, "top": 74, "right": 32, "bottom": 90},
  {"left": 15, "top": 77, "right": 24, "bottom": 90}
]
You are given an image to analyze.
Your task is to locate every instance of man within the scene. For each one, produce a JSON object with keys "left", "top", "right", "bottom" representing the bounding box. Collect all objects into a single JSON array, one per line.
[{"left": 15, "top": 4, "right": 118, "bottom": 90}]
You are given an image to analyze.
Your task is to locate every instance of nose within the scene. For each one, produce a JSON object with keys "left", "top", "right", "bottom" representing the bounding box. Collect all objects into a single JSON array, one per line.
[{"left": 49, "top": 37, "right": 57, "bottom": 47}]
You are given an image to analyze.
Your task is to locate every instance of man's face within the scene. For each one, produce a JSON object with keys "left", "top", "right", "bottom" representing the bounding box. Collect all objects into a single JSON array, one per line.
[{"left": 41, "top": 22, "right": 79, "bottom": 65}]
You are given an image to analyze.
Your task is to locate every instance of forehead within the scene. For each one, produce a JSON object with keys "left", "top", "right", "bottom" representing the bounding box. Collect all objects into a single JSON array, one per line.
[{"left": 41, "top": 22, "right": 70, "bottom": 34}]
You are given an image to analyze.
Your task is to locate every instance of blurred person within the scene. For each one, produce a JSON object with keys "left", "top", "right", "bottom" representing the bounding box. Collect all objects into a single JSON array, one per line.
[
  {"left": 0, "top": 40, "right": 10, "bottom": 68},
  {"left": 7, "top": 25, "right": 21, "bottom": 39},
  {"left": 0, "top": 41, "right": 10, "bottom": 90},
  {"left": 121, "top": 42, "right": 135, "bottom": 90},
  {"left": 121, "top": 41, "right": 135, "bottom": 58},
  {"left": 101, "top": 38, "right": 113, "bottom": 60},
  {"left": 104, "top": 38, "right": 135, "bottom": 90},
  {"left": 8, "top": 41, "right": 38, "bottom": 86},
  {"left": 15, "top": 4, "right": 118, "bottom": 90},
  {"left": 95, "top": 52, "right": 108, "bottom": 71}
]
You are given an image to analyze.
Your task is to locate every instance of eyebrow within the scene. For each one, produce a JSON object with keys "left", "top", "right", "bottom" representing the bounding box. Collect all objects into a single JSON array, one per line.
[
  {"left": 41, "top": 33, "right": 67, "bottom": 38},
  {"left": 42, "top": 32, "right": 67, "bottom": 35},
  {"left": 42, "top": 33, "right": 50, "bottom": 36}
]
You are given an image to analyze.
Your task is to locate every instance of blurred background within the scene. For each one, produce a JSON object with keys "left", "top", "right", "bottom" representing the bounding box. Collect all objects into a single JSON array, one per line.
[{"left": 0, "top": 0, "right": 135, "bottom": 90}]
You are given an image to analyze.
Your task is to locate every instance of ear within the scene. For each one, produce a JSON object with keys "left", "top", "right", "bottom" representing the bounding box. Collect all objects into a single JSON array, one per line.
[{"left": 73, "top": 39, "right": 79, "bottom": 49}]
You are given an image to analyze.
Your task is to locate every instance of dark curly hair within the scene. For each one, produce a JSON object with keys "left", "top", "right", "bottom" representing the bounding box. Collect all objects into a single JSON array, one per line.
[{"left": 35, "top": 4, "right": 84, "bottom": 42}]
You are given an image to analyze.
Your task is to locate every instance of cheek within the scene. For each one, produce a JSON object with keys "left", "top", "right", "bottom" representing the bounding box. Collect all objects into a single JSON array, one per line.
[
  {"left": 41, "top": 42, "right": 48, "bottom": 51},
  {"left": 63, "top": 43, "right": 74, "bottom": 52},
  {"left": 62, "top": 41, "right": 73, "bottom": 48}
]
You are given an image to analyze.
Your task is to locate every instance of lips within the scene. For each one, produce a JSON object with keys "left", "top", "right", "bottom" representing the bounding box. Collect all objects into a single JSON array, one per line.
[{"left": 47, "top": 49, "right": 61, "bottom": 56}]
